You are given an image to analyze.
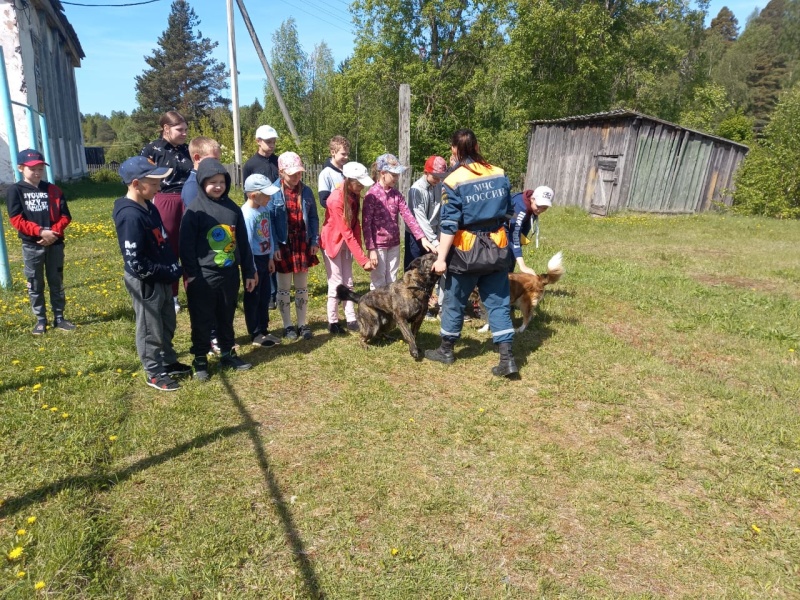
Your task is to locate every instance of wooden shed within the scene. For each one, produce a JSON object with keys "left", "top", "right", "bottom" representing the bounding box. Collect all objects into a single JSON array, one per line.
[{"left": 524, "top": 110, "right": 749, "bottom": 216}]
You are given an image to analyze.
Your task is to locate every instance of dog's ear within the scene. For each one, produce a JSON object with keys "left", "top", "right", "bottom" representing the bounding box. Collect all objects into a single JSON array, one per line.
[{"left": 408, "top": 256, "right": 422, "bottom": 271}]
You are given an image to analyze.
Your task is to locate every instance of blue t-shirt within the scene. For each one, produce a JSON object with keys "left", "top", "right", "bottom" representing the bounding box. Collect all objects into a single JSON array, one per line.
[{"left": 241, "top": 202, "right": 273, "bottom": 257}]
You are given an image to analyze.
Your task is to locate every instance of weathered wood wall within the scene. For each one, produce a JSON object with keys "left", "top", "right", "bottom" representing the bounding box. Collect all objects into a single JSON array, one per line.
[{"left": 524, "top": 112, "right": 748, "bottom": 215}]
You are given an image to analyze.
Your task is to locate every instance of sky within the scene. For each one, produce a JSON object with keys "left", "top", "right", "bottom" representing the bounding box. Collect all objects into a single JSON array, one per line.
[{"left": 64, "top": 0, "right": 768, "bottom": 117}]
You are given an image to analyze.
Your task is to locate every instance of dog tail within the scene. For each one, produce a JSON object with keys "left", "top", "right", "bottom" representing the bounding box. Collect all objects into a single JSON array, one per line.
[
  {"left": 542, "top": 251, "right": 565, "bottom": 285},
  {"left": 336, "top": 284, "right": 361, "bottom": 304}
]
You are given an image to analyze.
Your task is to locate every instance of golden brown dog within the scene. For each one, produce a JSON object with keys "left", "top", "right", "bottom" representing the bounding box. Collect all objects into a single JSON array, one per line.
[{"left": 478, "top": 251, "right": 564, "bottom": 334}]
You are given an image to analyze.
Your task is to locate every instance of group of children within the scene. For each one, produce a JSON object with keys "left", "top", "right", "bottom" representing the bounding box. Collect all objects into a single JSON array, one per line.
[{"left": 110, "top": 128, "right": 447, "bottom": 390}]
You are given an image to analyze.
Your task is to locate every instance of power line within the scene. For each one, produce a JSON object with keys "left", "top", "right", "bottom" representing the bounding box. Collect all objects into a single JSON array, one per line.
[
  {"left": 61, "top": 0, "right": 163, "bottom": 5},
  {"left": 283, "top": 0, "right": 355, "bottom": 34}
]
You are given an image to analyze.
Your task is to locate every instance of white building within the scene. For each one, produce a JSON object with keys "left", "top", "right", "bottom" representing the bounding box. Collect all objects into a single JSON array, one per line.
[{"left": 1, "top": 0, "right": 86, "bottom": 185}]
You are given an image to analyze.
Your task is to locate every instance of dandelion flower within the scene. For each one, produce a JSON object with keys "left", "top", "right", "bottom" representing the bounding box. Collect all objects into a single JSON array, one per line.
[
  {"left": 17, "top": 528, "right": 26, "bottom": 536},
  {"left": 751, "top": 524, "right": 761, "bottom": 534},
  {"left": 34, "top": 366, "right": 44, "bottom": 372},
  {"left": 34, "top": 581, "right": 45, "bottom": 590},
  {"left": 32, "top": 384, "right": 42, "bottom": 391},
  {"left": 408, "top": 418, "right": 415, "bottom": 423},
  {"left": 50, "top": 407, "right": 58, "bottom": 412},
  {"left": 61, "top": 412, "right": 70, "bottom": 419},
  {"left": 793, "top": 468, "right": 800, "bottom": 474},
  {"left": 16, "top": 570, "right": 25, "bottom": 578},
  {"left": 11, "top": 359, "right": 20, "bottom": 365},
  {"left": 77, "top": 371, "right": 82, "bottom": 376},
  {"left": 391, "top": 548, "right": 399, "bottom": 556},
  {"left": 478, "top": 407, "right": 485, "bottom": 413},
  {"left": 109, "top": 435, "right": 118, "bottom": 442},
  {"left": 7, "top": 546, "right": 23, "bottom": 560},
  {"left": 27, "top": 516, "right": 36, "bottom": 525},
  {"left": 790, "top": 349, "right": 795, "bottom": 353},
  {"left": 41, "top": 404, "right": 48, "bottom": 410}
]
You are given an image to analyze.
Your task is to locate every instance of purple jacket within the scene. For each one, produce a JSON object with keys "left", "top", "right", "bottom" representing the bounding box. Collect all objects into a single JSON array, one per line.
[{"left": 362, "top": 184, "right": 425, "bottom": 250}]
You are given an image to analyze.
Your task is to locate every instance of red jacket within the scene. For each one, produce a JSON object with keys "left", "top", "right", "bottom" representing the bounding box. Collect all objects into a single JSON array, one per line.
[{"left": 319, "top": 186, "right": 369, "bottom": 267}]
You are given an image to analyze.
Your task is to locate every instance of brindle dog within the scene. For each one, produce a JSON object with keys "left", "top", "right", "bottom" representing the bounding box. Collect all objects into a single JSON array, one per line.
[{"left": 336, "top": 253, "right": 439, "bottom": 359}]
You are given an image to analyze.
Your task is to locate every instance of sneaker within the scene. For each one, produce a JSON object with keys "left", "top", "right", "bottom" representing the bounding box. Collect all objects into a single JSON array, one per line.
[
  {"left": 346, "top": 320, "right": 359, "bottom": 332},
  {"left": 220, "top": 349, "right": 252, "bottom": 371},
  {"left": 193, "top": 357, "right": 210, "bottom": 382},
  {"left": 165, "top": 361, "right": 192, "bottom": 378},
  {"left": 54, "top": 317, "right": 76, "bottom": 331},
  {"left": 173, "top": 296, "right": 181, "bottom": 314},
  {"left": 32, "top": 321, "right": 46, "bottom": 335},
  {"left": 210, "top": 337, "right": 221, "bottom": 355},
  {"left": 328, "top": 322, "right": 345, "bottom": 335},
  {"left": 146, "top": 372, "right": 180, "bottom": 391},
  {"left": 299, "top": 325, "right": 313, "bottom": 340},
  {"left": 284, "top": 326, "right": 298, "bottom": 341},
  {"left": 252, "top": 333, "right": 278, "bottom": 348}
]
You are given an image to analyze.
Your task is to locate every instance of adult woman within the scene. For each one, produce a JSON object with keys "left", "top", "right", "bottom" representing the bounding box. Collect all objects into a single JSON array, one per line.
[
  {"left": 141, "top": 111, "right": 193, "bottom": 310},
  {"left": 425, "top": 129, "right": 518, "bottom": 378}
]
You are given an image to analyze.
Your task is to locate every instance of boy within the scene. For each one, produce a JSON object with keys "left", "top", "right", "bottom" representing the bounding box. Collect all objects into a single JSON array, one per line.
[
  {"left": 6, "top": 149, "right": 75, "bottom": 335},
  {"left": 242, "top": 174, "right": 282, "bottom": 348},
  {"left": 181, "top": 136, "right": 222, "bottom": 209},
  {"left": 180, "top": 158, "right": 257, "bottom": 381},
  {"left": 317, "top": 136, "right": 350, "bottom": 209},
  {"left": 113, "top": 156, "right": 191, "bottom": 391},
  {"left": 242, "top": 125, "right": 279, "bottom": 182}
]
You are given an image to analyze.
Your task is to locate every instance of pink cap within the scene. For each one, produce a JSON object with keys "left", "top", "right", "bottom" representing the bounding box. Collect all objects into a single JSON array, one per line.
[{"left": 277, "top": 151, "right": 305, "bottom": 175}]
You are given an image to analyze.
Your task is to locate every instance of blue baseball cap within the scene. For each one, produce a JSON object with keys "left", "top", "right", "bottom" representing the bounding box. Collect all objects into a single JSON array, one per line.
[
  {"left": 244, "top": 174, "right": 280, "bottom": 195},
  {"left": 17, "top": 149, "right": 48, "bottom": 166},
  {"left": 119, "top": 156, "right": 172, "bottom": 185}
]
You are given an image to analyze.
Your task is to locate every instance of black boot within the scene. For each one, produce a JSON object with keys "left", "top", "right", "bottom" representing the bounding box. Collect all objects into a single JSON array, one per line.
[
  {"left": 492, "top": 342, "right": 519, "bottom": 378},
  {"left": 425, "top": 338, "right": 455, "bottom": 364}
]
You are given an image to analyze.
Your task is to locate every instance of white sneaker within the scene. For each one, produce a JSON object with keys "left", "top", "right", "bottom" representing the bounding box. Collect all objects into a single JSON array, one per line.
[{"left": 173, "top": 296, "right": 181, "bottom": 314}]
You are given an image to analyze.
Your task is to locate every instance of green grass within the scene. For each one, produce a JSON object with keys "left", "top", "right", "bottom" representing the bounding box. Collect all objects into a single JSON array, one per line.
[{"left": 1, "top": 182, "right": 799, "bottom": 598}]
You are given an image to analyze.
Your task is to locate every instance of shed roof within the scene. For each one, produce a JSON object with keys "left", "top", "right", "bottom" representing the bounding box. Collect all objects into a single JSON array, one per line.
[{"left": 528, "top": 109, "right": 749, "bottom": 150}]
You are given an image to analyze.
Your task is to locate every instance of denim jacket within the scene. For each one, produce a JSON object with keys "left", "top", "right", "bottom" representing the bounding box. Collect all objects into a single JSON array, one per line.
[{"left": 267, "top": 183, "right": 320, "bottom": 247}]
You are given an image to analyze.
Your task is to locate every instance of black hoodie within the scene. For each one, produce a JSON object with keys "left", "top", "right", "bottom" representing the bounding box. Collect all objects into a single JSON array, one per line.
[
  {"left": 179, "top": 159, "right": 255, "bottom": 280},
  {"left": 112, "top": 196, "right": 182, "bottom": 283}
]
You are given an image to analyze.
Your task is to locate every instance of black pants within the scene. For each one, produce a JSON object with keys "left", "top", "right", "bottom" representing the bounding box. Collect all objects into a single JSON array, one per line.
[
  {"left": 187, "top": 270, "right": 239, "bottom": 356},
  {"left": 403, "top": 230, "right": 426, "bottom": 271},
  {"left": 243, "top": 255, "right": 272, "bottom": 338}
]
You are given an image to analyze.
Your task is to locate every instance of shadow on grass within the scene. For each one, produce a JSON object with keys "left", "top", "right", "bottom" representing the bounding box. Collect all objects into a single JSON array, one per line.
[
  {"left": 0, "top": 423, "right": 251, "bottom": 519},
  {"left": 219, "top": 374, "right": 324, "bottom": 600}
]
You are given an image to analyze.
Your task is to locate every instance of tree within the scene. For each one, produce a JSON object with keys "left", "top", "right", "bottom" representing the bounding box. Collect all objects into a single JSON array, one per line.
[
  {"left": 134, "top": 0, "right": 229, "bottom": 124},
  {"left": 710, "top": 7, "right": 739, "bottom": 42},
  {"left": 733, "top": 82, "right": 800, "bottom": 217}
]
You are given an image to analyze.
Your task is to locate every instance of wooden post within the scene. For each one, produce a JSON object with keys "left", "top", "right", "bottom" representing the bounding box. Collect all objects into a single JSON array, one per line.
[
  {"left": 398, "top": 84, "right": 411, "bottom": 199},
  {"left": 226, "top": 0, "right": 242, "bottom": 185}
]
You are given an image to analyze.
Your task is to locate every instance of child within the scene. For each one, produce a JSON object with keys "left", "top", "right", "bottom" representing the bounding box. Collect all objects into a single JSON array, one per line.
[
  {"left": 508, "top": 186, "right": 554, "bottom": 274},
  {"left": 319, "top": 162, "right": 376, "bottom": 334},
  {"left": 5, "top": 149, "right": 75, "bottom": 335},
  {"left": 181, "top": 136, "right": 222, "bottom": 209},
  {"left": 113, "top": 156, "right": 191, "bottom": 391},
  {"left": 179, "top": 159, "right": 257, "bottom": 381},
  {"left": 362, "top": 153, "right": 434, "bottom": 290},
  {"left": 243, "top": 125, "right": 280, "bottom": 182},
  {"left": 317, "top": 136, "right": 350, "bottom": 209},
  {"left": 242, "top": 174, "right": 282, "bottom": 347},
  {"left": 268, "top": 152, "right": 320, "bottom": 341}
]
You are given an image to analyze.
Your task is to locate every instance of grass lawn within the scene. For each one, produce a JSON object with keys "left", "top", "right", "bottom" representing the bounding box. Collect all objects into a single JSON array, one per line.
[{"left": 1, "top": 181, "right": 799, "bottom": 598}]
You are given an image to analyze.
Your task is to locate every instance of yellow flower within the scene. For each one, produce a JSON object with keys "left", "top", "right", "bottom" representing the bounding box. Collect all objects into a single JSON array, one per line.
[
  {"left": 77, "top": 371, "right": 82, "bottom": 376},
  {"left": 116, "top": 368, "right": 122, "bottom": 373},
  {"left": 478, "top": 407, "right": 485, "bottom": 413},
  {"left": 11, "top": 359, "right": 20, "bottom": 365},
  {"left": 34, "top": 581, "right": 45, "bottom": 590},
  {"left": 27, "top": 516, "right": 36, "bottom": 525},
  {"left": 32, "top": 383, "right": 42, "bottom": 391},
  {"left": 793, "top": 468, "right": 800, "bottom": 474},
  {"left": 751, "top": 524, "right": 761, "bottom": 534},
  {"left": 7, "top": 546, "right": 23, "bottom": 560},
  {"left": 109, "top": 435, "right": 118, "bottom": 441},
  {"left": 41, "top": 404, "right": 48, "bottom": 410},
  {"left": 408, "top": 418, "right": 415, "bottom": 423},
  {"left": 61, "top": 412, "right": 70, "bottom": 419},
  {"left": 16, "top": 570, "right": 25, "bottom": 578},
  {"left": 50, "top": 407, "right": 58, "bottom": 412},
  {"left": 34, "top": 366, "right": 44, "bottom": 372},
  {"left": 790, "top": 349, "right": 795, "bottom": 353},
  {"left": 391, "top": 547, "right": 399, "bottom": 556},
  {"left": 17, "top": 528, "right": 26, "bottom": 536}
]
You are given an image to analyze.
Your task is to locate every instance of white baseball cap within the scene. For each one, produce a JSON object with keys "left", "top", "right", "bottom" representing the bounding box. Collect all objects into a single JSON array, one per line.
[
  {"left": 533, "top": 186, "right": 554, "bottom": 207},
  {"left": 342, "top": 162, "right": 374, "bottom": 187},
  {"left": 255, "top": 125, "right": 278, "bottom": 140}
]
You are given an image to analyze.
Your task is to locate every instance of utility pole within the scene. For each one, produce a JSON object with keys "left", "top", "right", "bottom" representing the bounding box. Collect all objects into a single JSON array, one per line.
[
  {"left": 235, "top": 0, "right": 302, "bottom": 149},
  {"left": 226, "top": 0, "right": 242, "bottom": 184},
  {"left": 398, "top": 84, "right": 411, "bottom": 199}
]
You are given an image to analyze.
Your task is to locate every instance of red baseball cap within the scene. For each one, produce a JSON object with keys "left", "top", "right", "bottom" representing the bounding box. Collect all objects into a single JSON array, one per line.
[{"left": 424, "top": 155, "right": 447, "bottom": 177}]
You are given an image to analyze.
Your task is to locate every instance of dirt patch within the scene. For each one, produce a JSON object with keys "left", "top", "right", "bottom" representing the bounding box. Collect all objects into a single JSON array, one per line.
[{"left": 693, "top": 274, "right": 781, "bottom": 294}]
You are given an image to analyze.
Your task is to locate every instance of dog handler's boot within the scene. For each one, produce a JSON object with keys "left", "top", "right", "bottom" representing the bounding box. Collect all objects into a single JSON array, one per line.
[
  {"left": 492, "top": 342, "right": 519, "bottom": 378},
  {"left": 425, "top": 338, "right": 455, "bottom": 364}
]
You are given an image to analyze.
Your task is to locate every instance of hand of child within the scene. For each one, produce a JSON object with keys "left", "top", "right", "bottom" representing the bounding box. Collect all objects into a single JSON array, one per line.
[
  {"left": 268, "top": 259, "right": 275, "bottom": 274},
  {"left": 245, "top": 277, "right": 257, "bottom": 293},
  {"left": 421, "top": 238, "right": 435, "bottom": 253},
  {"left": 274, "top": 248, "right": 282, "bottom": 261},
  {"left": 432, "top": 257, "right": 448, "bottom": 275},
  {"left": 363, "top": 261, "right": 375, "bottom": 272},
  {"left": 38, "top": 229, "right": 59, "bottom": 246},
  {"left": 309, "top": 244, "right": 319, "bottom": 256},
  {"left": 519, "top": 265, "right": 536, "bottom": 276}
]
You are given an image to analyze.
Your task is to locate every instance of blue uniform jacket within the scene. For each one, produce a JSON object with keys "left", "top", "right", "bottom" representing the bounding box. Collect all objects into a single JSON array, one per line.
[{"left": 440, "top": 160, "right": 513, "bottom": 234}]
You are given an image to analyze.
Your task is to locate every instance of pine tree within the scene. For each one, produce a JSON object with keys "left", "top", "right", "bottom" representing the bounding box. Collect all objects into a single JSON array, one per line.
[
  {"left": 134, "top": 0, "right": 229, "bottom": 124},
  {"left": 710, "top": 7, "right": 739, "bottom": 42}
]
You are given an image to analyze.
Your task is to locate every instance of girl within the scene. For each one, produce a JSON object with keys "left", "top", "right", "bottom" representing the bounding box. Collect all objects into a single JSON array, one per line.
[
  {"left": 319, "top": 162, "right": 376, "bottom": 334},
  {"left": 362, "top": 153, "right": 434, "bottom": 290},
  {"left": 269, "top": 152, "right": 320, "bottom": 341}
]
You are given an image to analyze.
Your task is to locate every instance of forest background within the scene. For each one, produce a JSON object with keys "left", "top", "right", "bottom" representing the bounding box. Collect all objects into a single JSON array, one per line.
[{"left": 80, "top": 0, "right": 800, "bottom": 214}]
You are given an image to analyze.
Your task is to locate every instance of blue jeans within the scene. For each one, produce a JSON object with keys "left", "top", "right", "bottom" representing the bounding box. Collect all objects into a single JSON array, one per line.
[{"left": 440, "top": 269, "right": 514, "bottom": 344}]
